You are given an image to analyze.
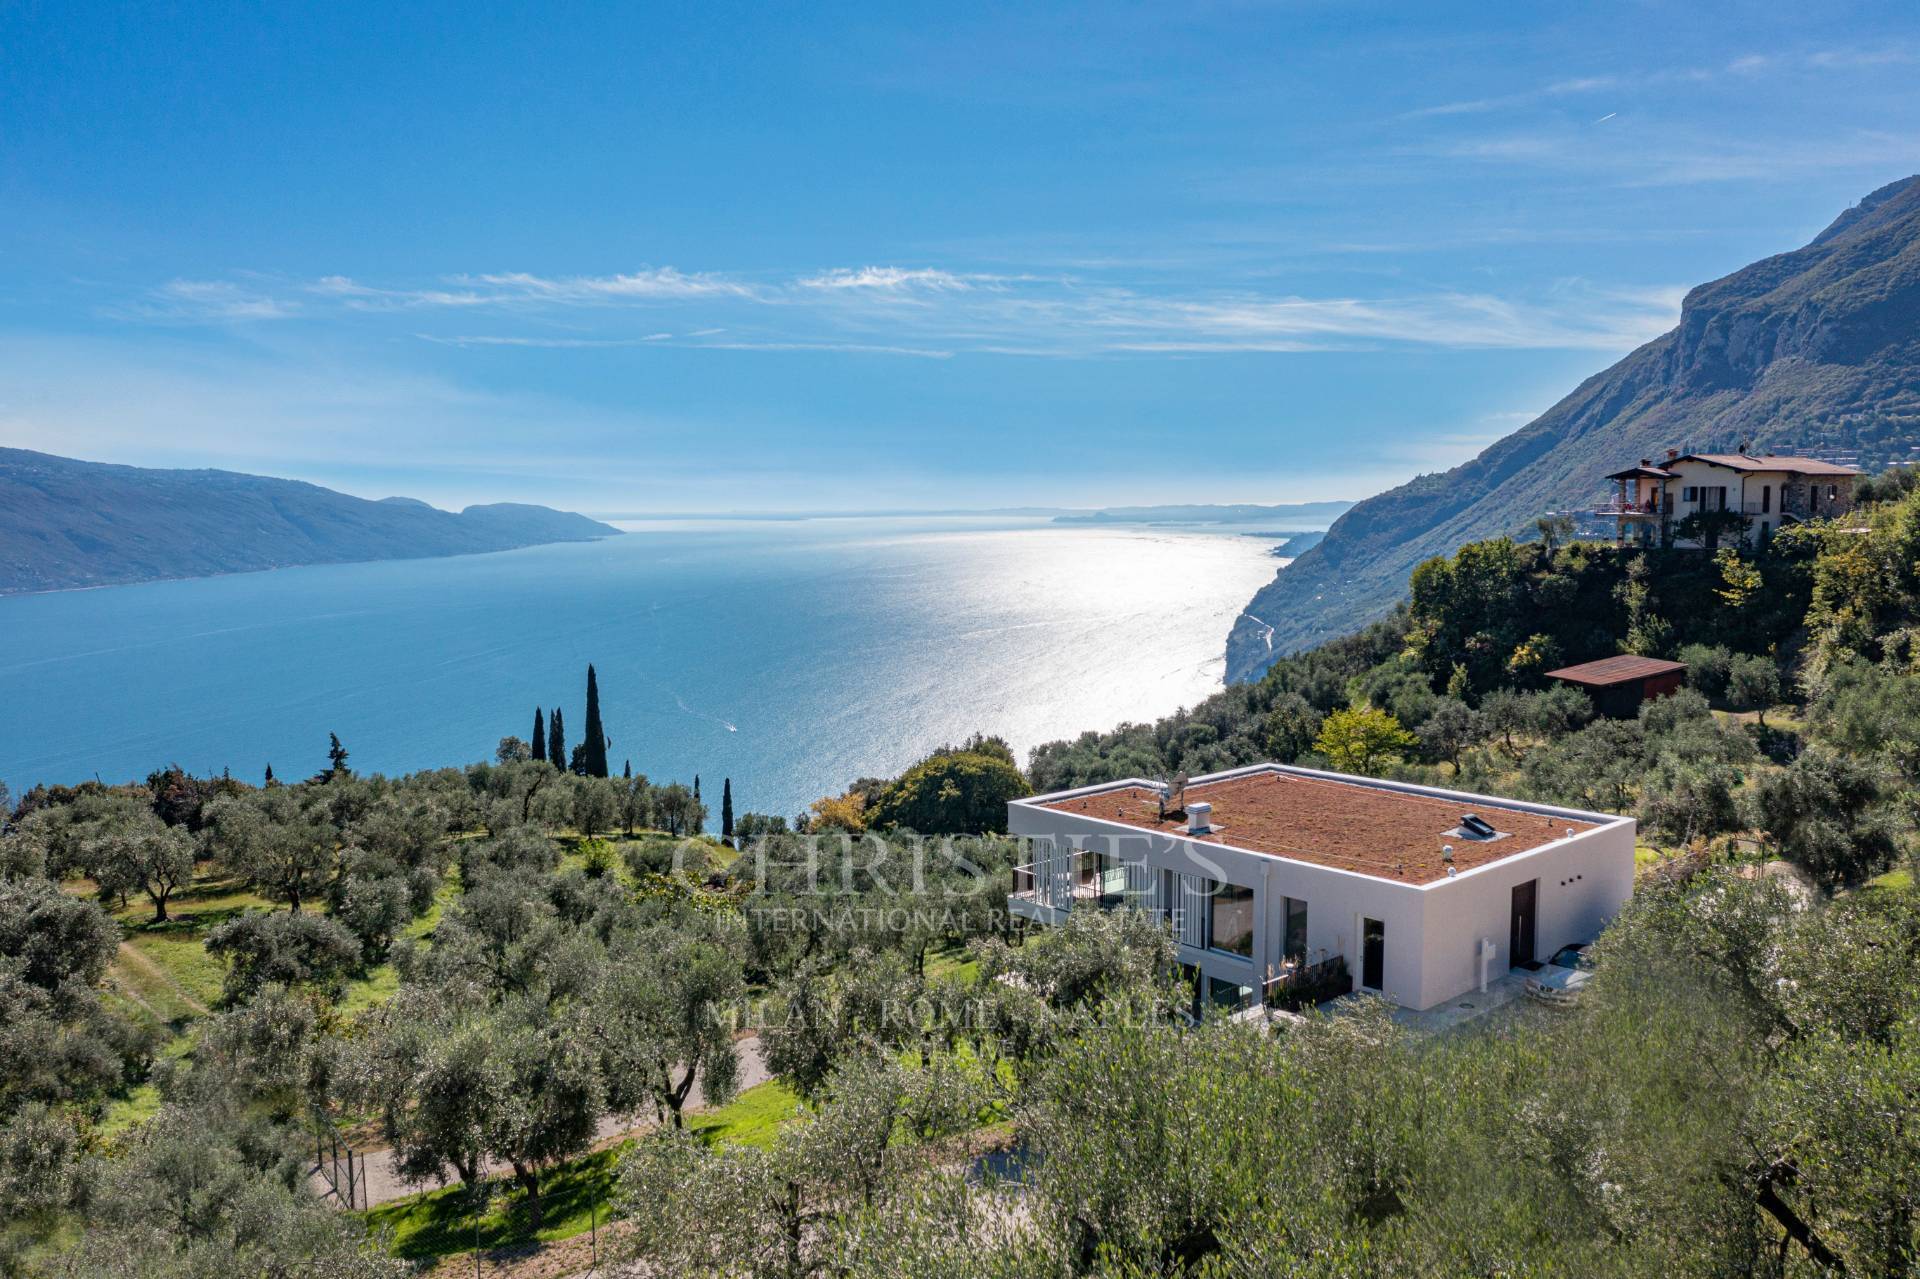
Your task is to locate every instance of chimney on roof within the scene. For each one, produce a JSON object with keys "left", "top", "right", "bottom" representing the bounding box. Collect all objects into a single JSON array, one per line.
[
  {"left": 1186, "top": 802, "right": 1213, "bottom": 836},
  {"left": 1667, "top": 448, "right": 1680, "bottom": 461},
  {"left": 1639, "top": 458, "right": 1652, "bottom": 468},
  {"left": 1738, "top": 440, "right": 1752, "bottom": 455}
]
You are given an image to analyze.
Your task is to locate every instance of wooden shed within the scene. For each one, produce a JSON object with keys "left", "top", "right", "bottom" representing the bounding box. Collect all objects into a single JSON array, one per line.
[{"left": 1543, "top": 655, "right": 1688, "bottom": 719}]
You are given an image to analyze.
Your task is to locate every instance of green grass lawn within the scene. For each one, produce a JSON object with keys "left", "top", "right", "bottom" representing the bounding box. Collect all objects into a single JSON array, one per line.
[
  {"left": 336, "top": 872, "right": 458, "bottom": 1020},
  {"left": 1864, "top": 866, "right": 1915, "bottom": 893},
  {"left": 1634, "top": 842, "right": 1672, "bottom": 871},
  {"left": 108, "top": 873, "right": 272, "bottom": 1012},
  {"left": 365, "top": 1145, "right": 625, "bottom": 1260},
  {"left": 925, "top": 941, "right": 981, "bottom": 985},
  {"left": 364, "top": 1077, "right": 804, "bottom": 1262},
  {"left": 91, "top": 863, "right": 457, "bottom": 1129},
  {"left": 687, "top": 1078, "right": 802, "bottom": 1149}
]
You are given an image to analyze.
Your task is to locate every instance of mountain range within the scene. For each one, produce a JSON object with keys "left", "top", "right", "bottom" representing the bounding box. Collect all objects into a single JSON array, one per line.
[
  {"left": 0, "top": 449, "right": 620, "bottom": 595},
  {"left": 1053, "top": 501, "right": 1354, "bottom": 526},
  {"left": 1226, "top": 174, "right": 1920, "bottom": 683}
]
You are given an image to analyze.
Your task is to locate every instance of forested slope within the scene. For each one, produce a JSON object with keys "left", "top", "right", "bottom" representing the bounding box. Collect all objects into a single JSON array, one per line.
[{"left": 0, "top": 449, "right": 619, "bottom": 594}]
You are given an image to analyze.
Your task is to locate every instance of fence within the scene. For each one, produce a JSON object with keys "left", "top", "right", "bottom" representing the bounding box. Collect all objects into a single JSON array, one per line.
[{"left": 312, "top": 1122, "right": 363, "bottom": 1211}]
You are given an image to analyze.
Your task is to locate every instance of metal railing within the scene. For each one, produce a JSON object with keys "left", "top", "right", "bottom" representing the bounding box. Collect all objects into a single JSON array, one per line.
[
  {"left": 1593, "top": 498, "right": 1663, "bottom": 516},
  {"left": 312, "top": 1121, "right": 362, "bottom": 1211},
  {"left": 1263, "top": 952, "right": 1352, "bottom": 1012}
]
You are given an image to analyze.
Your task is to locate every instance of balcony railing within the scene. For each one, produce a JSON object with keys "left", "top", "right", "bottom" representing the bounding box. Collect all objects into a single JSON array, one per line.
[
  {"left": 1011, "top": 862, "right": 1140, "bottom": 913},
  {"left": 1593, "top": 498, "right": 1663, "bottom": 517},
  {"left": 1263, "top": 952, "right": 1352, "bottom": 1012}
]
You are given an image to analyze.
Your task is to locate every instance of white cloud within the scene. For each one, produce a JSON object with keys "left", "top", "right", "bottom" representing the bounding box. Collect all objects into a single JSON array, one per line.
[
  {"left": 466, "top": 268, "right": 756, "bottom": 300},
  {"left": 693, "top": 339, "right": 953, "bottom": 358},
  {"left": 796, "top": 266, "right": 979, "bottom": 292},
  {"left": 120, "top": 259, "right": 1686, "bottom": 359},
  {"left": 133, "top": 279, "right": 300, "bottom": 322}
]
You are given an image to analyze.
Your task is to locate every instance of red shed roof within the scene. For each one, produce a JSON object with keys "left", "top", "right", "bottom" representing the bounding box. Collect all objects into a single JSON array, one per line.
[{"left": 1544, "top": 655, "right": 1688, "bottom": 688}]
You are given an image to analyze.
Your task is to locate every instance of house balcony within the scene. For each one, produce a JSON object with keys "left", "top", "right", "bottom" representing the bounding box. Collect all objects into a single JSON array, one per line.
[
  {"left": 1593, "top": 498, "right": 1663, "bottom": 518},
  {"left": 1008, "top": 862, "right": 1128, "bottom": 923},
  {"left": 1262, "top": 951, "right": 1353, "bottom": 1012}
]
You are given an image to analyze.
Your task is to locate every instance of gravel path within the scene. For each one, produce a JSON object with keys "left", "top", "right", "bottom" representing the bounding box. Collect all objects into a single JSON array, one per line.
[{"left": 316, "top": 1036, "right": 770, "bottom": 1209}]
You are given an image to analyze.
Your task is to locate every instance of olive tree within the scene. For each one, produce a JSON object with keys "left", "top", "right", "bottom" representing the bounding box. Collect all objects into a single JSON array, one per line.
[
  {"left": 206, "top": 790, "right": 337, "bottom": 912},
  {"left": 205, "top": 909, "right": 362, "bottom": 1002},
  {"left": 617, "top": 1057, "right": 984, "bottom": 1279},
  {"left": 87, "top": 811, "right": 195, "bottom": 923},
  {"left": 592, "top": 925, "right": 745, "bottom": 1127}
]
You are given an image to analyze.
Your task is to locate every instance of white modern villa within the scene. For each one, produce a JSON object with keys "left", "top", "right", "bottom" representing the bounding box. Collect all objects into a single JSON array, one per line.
[{"left": 1007, "top": 763, "right": 1636, "bottom": 1013}]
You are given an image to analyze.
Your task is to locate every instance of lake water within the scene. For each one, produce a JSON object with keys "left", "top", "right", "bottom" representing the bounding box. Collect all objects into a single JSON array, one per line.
[{"left": 0, "top": 518, "right": 1282, "bottom": 821}]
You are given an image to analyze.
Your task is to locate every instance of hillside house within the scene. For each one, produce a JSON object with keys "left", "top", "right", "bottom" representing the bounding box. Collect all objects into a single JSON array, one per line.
[
  {"left": 1007, "top": 764, "right": 1635, "bottom": 1013},
  {"left": 1597, "top": 447, "right": 1860, "bottom": 547}
]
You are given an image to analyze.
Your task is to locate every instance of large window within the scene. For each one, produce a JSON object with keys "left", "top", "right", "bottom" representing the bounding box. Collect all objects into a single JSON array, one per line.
[
  {"left": 1208, "top": 881, "right": 1254, "bottom": 957},
  {"left": 1283, "top": 896, "right": 1308, "bottom": 961}
]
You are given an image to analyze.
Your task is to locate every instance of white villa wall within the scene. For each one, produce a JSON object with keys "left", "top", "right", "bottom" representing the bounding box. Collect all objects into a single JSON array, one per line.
[
  {"left": 1411, "top": 821, "right": 1636, "bottom": 1009},
  {"left": 1009, "top": 765, "right": 1636, "bottom": 1012}
]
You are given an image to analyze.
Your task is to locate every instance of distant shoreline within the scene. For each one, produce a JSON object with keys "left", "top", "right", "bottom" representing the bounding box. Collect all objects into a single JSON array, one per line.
[{"left": 0, "top": 536, "right": 620, "bottom": 602}]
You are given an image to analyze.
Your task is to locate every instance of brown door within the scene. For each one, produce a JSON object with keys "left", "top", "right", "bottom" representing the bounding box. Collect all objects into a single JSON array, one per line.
[{"left": 1510, "top": 880, "right": 1537, "bottom": 967}]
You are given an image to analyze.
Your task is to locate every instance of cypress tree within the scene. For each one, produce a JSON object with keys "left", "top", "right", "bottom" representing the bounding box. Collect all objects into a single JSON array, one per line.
[
  {"left": 325, "top": 733, "right": 350, "bottom": 781},
  {"left": 264, "top": 763, "right": 274, "bottom": 785},
  {"left": 623, "top": 760, "right": 631, "bottom": 779},
  {"left": 721, "top": 778, "right": 734, "bottom": 846},
  {"left": 583, "top": 665, "right": 609, "bottom": 778},
  {"left": 532, "top": 707, "right": 547, "bottom": 764},
  {"left": 548, "top": 708, "right": 566, "bottom": 773}
]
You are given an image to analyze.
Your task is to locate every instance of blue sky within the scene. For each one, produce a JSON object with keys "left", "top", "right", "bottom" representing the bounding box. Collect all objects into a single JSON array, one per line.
[{"left": 3, "top": 1, "right": 1918, "bottom": 514}]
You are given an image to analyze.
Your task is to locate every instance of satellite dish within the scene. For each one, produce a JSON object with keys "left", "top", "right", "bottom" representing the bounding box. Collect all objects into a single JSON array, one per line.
[{"left": 1160, "top": 773, "right": 1188, "bottom": 820}]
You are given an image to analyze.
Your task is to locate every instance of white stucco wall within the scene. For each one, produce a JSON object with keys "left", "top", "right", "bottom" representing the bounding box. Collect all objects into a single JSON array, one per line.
[{"left": 1410, "top": 819, "right": 1636, "bottom": 1008}]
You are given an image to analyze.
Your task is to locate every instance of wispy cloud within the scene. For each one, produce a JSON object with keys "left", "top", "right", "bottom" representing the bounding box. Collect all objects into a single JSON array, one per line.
[
  {"left": 312, "top": 268, "right": 754, "bottom": 309},
  {"left": 1405, "top": 48, "right": 1918, "bottom": 120},
  {"left": 464, "top": 269, "right": 755, "bottom": 301},
  {"left": 122, "top": 262, "right": 1686, "bottom": 357},
  {"left": 1404, "top": 75, "right": 1620, "bottom": 119},
  {"left": 692, "top": 339, "right": 953, "bottom": 358},
  {"left": 1418, "top": 127, "right": 1920, "bottom": 188},
  {"left": 796, "top": 266, "right": 981, "bottom": 292},
  {"left": 415, "top": 334, "right": 675, "bottom": 349},
  {"left": 128, "top": 279, "right": 301, "bottom": 322}
]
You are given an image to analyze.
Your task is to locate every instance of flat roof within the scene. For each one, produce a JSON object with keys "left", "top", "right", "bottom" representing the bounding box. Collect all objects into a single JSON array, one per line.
[
  {"left": 1033, "top": 768, "right": 1599, "bottom": 884},
  {"left": 1544, "top": 655, "right": 1687, "bottom": 687}
]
